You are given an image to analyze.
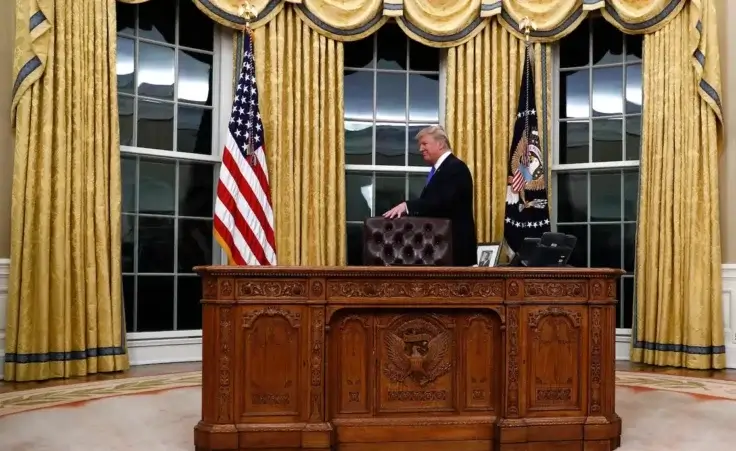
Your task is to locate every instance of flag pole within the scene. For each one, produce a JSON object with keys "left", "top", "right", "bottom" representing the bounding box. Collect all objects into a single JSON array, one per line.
[
  {"left": 519, "top": 17, "right": 536, "bottom": 156},
  {"left": 238, "top": 1, "right": 259, "bottom": 166}
]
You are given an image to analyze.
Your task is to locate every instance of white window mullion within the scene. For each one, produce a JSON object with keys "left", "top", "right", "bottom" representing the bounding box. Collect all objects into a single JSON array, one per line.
[
  {"left": 117, "top": 0, "right": 223, "bottom": 336},
  {"left": 552, "top": 16, "right": 643, "bottom": 330},
  {"left": 343, "top": 24, "right": 442, "bottom": 263}
]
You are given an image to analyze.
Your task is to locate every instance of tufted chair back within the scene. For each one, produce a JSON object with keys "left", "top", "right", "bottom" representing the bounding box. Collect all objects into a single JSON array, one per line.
[{"left": 362, "top": 216, "right": 453, "bottom": 266}]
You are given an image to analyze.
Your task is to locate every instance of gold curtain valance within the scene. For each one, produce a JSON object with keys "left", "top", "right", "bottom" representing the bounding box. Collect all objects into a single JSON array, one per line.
[
  {"left": 116, "top": 1, "right": 686, "bottom": 46},
  {"left": 114, "top": 0, "right": 721, "bottom": 127}
]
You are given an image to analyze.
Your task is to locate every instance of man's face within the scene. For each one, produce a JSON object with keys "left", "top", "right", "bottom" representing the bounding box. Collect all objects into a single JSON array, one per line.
[{"left": 418, "top": 135, "right": 444, "bottom": 165}]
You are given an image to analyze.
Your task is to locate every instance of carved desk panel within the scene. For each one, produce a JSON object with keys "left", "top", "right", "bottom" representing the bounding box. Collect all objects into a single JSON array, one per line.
[{"left": 194, "top": 266, "right": 622, "bottom": 451}]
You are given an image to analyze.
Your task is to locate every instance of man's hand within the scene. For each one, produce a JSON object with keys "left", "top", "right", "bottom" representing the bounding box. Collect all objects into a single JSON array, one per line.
[{"left": 383, "top": 202, "right": 408, "bottom": 219}]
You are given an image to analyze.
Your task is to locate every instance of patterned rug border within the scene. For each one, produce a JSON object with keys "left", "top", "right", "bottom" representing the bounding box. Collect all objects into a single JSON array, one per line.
[
  {"left": 0, "top": 372, "right": 201, "bottom": 418},
  {"left": 2, "top": 370, "right": 736, "bottom": 418}
]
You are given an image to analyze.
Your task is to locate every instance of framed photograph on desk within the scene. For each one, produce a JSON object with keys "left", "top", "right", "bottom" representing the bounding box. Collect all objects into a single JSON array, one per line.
[{"left": 476, "top": 242, "right": 501, "bottom": 267}]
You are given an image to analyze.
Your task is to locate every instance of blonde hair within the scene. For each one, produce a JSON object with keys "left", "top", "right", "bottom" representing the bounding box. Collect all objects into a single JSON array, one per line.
[{"left": 415, "top": 125, "right": 451, "bottom": 151}]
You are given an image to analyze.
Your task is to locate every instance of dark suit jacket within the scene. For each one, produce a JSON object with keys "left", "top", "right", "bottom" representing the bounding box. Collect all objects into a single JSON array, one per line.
[{"left": 405, "top": 154, "right": 478, "bottom": 266}]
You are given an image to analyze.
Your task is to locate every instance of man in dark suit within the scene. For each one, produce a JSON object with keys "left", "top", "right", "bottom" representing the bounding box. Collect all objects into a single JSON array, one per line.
[{"left": 383, "top": 125, "right": 478, "bottom": 266}]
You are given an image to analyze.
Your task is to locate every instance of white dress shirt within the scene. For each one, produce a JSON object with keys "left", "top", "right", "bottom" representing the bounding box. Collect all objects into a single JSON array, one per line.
[{"left": 433, "top": 151, "right": 452, "bottom": 171}]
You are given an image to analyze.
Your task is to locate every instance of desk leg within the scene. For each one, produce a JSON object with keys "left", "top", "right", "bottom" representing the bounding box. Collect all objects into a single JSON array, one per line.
[
  {"left": 195, "top": 304, "right": 238, "bottom": 451},
  {"left": 303, "top": 306, "right": 333, "bottom": 449}
]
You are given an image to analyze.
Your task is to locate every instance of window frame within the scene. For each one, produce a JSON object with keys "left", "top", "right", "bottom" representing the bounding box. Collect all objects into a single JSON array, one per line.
[
  {"left": 550, "top": 19, "right": 641, "bottom": 333},
  {"left": 343, "top": 30, "right": 447, "bottom": 239},
  {"left": 119, "top": 2, "right": 233, "bottom": 338}
]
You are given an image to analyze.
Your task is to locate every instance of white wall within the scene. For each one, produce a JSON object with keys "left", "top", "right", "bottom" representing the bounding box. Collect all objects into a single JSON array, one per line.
[
  {"left": 722, "top": 264, "right": 736, "bottom": 368},
  {"left": 1, "top": 259, "right": 736, "bottom": 375}
]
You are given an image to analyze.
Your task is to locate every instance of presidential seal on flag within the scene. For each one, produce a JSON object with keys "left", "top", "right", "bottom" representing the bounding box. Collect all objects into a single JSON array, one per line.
[{"left": 506, "top": 130, "right": 548, "bottom": 213}]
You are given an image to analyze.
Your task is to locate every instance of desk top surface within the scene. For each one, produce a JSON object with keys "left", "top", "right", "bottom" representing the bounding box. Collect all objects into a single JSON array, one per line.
[{"left": 194, "top": 265, "right": 624, "bottom": 279}]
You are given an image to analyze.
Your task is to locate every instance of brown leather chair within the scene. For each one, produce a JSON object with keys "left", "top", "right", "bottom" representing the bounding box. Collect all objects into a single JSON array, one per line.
[{"left": 362, "top": 216, "right": 453, "bottom": 266}]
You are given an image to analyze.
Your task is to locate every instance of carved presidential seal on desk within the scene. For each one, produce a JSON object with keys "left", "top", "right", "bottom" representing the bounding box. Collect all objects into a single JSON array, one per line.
[{"left": 383, "top": 318, "right": 452, "bottom": 387}]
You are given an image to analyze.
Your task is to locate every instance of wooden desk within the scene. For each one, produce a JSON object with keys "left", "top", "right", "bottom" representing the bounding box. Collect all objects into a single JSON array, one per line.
[{"left": 194, "top": 266, "right": 622, "bottom": 451}]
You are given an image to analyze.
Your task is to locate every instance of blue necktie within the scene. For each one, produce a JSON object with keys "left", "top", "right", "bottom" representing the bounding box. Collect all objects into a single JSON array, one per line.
[{"left": 426, "top": 166, "right": 436, "bottom": 185}]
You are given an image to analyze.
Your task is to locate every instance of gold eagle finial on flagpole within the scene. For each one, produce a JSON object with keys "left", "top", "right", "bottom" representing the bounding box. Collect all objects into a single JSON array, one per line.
[
  {"left": 238, "top": 1, "right": 258, "bottom": 32},
  {"left": 519, "top": 17, "right": 537, "bottom": 42}
]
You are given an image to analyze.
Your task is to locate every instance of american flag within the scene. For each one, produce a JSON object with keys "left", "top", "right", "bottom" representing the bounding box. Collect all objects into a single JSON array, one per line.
[
  {"left": 510, "top": 138, "right": 530, "bottom": 193},
  {"left": 213, "top": 31, "right": 277, "bottom": 266}
]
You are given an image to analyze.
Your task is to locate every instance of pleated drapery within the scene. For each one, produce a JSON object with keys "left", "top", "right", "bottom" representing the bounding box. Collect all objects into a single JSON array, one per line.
[
  {"left": 5, "top": 0, "right": 129, "bottom": 381},
  {"left": 247, "top": 7, "right": 346, "bottom": 265},
  {"left": 631, "top": 0, "right": 725, "bottom": 369},
  {"left": 445, "top": 24, "right": 551, "bottom": 243}
]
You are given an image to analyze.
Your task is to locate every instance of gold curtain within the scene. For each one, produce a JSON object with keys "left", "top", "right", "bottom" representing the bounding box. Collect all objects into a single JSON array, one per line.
[
  {"left": 4, "top": 0, "right": 129, "bottom": 381},
  {"left": 176, "top": 0, "right": 688, "bottom": 46},
  {"left": 631, "top": 0, "right": 724, "bottom": 369},
  {"left": 250, "top": 6, "right": 346, "bottom": 265},
  {"left": 445, "top": 23, "right": 551, "bottom": 243}
]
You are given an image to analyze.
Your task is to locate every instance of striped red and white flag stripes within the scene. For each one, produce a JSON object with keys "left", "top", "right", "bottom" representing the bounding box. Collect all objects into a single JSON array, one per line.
[{"left": 213, "top": 32, "right": 277, "bottom": 266}]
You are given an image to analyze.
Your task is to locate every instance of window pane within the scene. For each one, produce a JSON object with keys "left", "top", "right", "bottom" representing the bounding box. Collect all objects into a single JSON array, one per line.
[
  {"left": 409, "top": 40, "right": 439, "bottom": 72},
  {"left": 344, "top": 70, "right": 374, "bottom": 121},
  {"left": 345, "top": 121, "right": 373, "bottom": 165},
  {"left": 375, "top": 174, "right": 405, "bottom": 216},
  {"left": 122, "top": 214, "right": 136, "bottom": 273},
  {"left": 177, "top": 276, "right": 203, "bottom": 330},
  {"left": 119, "top": 95, "right": 135, "bottom": 146},
  {"left": 408, "top": 125, "right": 429, "bottom": 166},
  {"left": 592, "top": 67, "right": 623, "bottom": 116},
  {"left": 557, "top": 224, "right": 587, "bottom": 267},
  {"left": 178, "top": 162, "right": 214, "bottom": 217},
  {"left": 556, "top": 172, "right": 587, "bottom": 223},
  {"left": 136, "top": 276, "right": 174, "bottom": 331},
  {"left": 345, "top": 38, "right": 374, "bottom": 69},
  {"left": 613, "top": 278, "right": 623, "bottom": 326},
  {"left": 117, "top": 37, "right": 135, "bottom": 94},
  {"left": 177, "top": 105, "right": 212, "bottom": 154},
  {"left": 625, "top": 115, "right": 641, "bottom": 161},
  {"left": 377, "top": 24, "right": 407, "bottom": 70},
  {"left": 408, "top": 173, "right": 427, "bottom": 200},
  {"left": 625, "top": 35, "right": 642, "bottom": 63},
  {"left": 138, "top": 0, "right": 175, "bottom": 44},
  {"left": 560, "top": 70, "right": 589, "bottom": 119},
  {"left": 590, "top": 171, "right": 621, "bottom": 222},
  {"left": 123, "top": 276, "right": 135, "bottom": 332},
  {"left": 178, "top": 0, "right": 214, "bottom": 51},
  {"left": 138, "top": 217, "right": 175, "bottom": 273},
  {"left": 560, "top": 19, "right": 589, "bottom": 68},
  {"left": 590, "top": 224, "right": 622, "bottom": 268},
  {"left": 558, "top": 121, "right": 588, "bottom": 164},
  {"left": 139, "top": 159, "right": 176, "bottom": 214},
  {"left": 121, "top": 156, "right": 136, "bottom": 213},
  {"left": 592, "top": 118, "right": 623, "bottom": 162},
  {"left": 408, "top": 73, "right": 439, "bottom": 122},
  {"left": 376, "top": 72, "right": 407, "bottom": 121},
  {"left": 137, "top": 99, "right": 174, "bottom": 150},
  {"left": 178, "top": 219, "right": 213, "bottom": 273},
  {"left": 623, "top": 223, "right": 636, "bottom": 273},
  {"left": 622, "top": 276, "right": 635, "bottom": 328},
  {"left": 116, "top": 2, "right": 136, "bottom": 35},
  {"left": 179, "top": 50, "right": 213, "bottom": 105},
  {"left": 345, "top": 173, "right": 373, "bottom": 221},
  {"left": 375, "top": 124, "right": 406, "bottom": 166},
  {"left": 346, "top": 223, "right": 364, "bottom": 265},
  {"left": 138, "top": 42, "right": 175, "bottom": 99},
  {"left": 623, "top": 170, "right": 638, "bottom": 221},
  {"left": 625, "top": 64, "right": 642, "bottom": 114},
  {"left": 592, "top": 19, "right": 623, "bottom": 66}
]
